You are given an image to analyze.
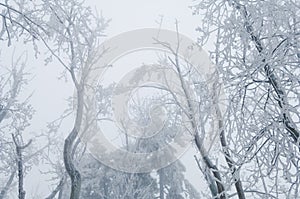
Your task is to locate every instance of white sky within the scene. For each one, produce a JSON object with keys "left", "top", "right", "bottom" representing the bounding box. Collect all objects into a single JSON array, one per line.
[
  {"left": 8, "top": 0, "right": 213, "bottom": 198},
  {"left": 85, "top": 0, "right": 207, "bottom": 194}
]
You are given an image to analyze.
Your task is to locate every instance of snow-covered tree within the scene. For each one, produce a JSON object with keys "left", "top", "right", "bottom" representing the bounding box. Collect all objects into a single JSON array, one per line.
[
  {"left": 158, "top": 161, "right": 200, "bottom": 199},
  {"left": 1, "top": 1, "right": 109, "bottom": 198},
  {"left": 192, "top": 0, "right": 300, "bottom": 198},
  {"left": 80, "top": 154, "right": 158, "bottom": 199},
  {"left": 39, "top": 1, "right": 109, "bottom": 198},
  {"left": 0, "top": 51, "right": 35, "bottom": 199}
]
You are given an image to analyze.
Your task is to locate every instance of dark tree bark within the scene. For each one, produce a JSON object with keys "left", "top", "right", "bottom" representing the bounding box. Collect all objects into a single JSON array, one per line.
[
  {"left": 158, "top": 169, "right": 164, "bottom": 199},
  {"left": 229, "top": 0, "right": 300, "bottom": 144},
  {"left": 12, "top": 134, "right": 31, "bottom": 199},
  {"left": 63, "top": 82, "right": 84, "bottom": 199},
  {"left": 157, "top": 31, "right": 227, "bottom": 198}
]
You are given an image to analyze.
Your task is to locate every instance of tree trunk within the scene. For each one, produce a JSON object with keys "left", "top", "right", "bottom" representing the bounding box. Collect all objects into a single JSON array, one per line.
[
  {"left": 63, "top": 87, "right": 84, "bottom": 199},
  {"left": 12, "top": 135, "right": 31, "bottom": 199},
  {"left": 159, "top": 170, "right": 164, "bottom": 199},
  {"left": 0, "top": 170, "right": 15, "bottom": 199},
  {"left": 45, "top": 177, "right": 65, "bottom": 199}
]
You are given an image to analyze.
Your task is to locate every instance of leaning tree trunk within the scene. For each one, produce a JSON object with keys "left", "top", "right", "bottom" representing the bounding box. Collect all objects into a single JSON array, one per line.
[
  {"left": 63, "top": 86, "right": 84, "bottom": 199},
  {"left": 0, "top": 170, "right": 15, "bottom": 199}
]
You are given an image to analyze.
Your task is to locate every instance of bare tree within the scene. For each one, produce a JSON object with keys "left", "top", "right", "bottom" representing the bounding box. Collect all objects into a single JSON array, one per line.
[
  {"left": 0, "top": 0, "right": 109, "bottom": 198},
  {"left": 12, "top": 133, "right": 32, "bottom": 199},
  {"left": 0, "top": 51, "right": 35, "bottom": 199},
  {"left": 150, "top": 26, "right": 228, "bottom": 198},
  {"left": 192, "top": 0, "right": 300, "bottom": 198},
  {"left": 39, "top": 1, "right": 109, "bottom": 198}
]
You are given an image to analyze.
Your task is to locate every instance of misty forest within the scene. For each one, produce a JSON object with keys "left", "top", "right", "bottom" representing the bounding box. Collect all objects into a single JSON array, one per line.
[{"left": 0, "top": 0, "right": 300, "bottom": 199}]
